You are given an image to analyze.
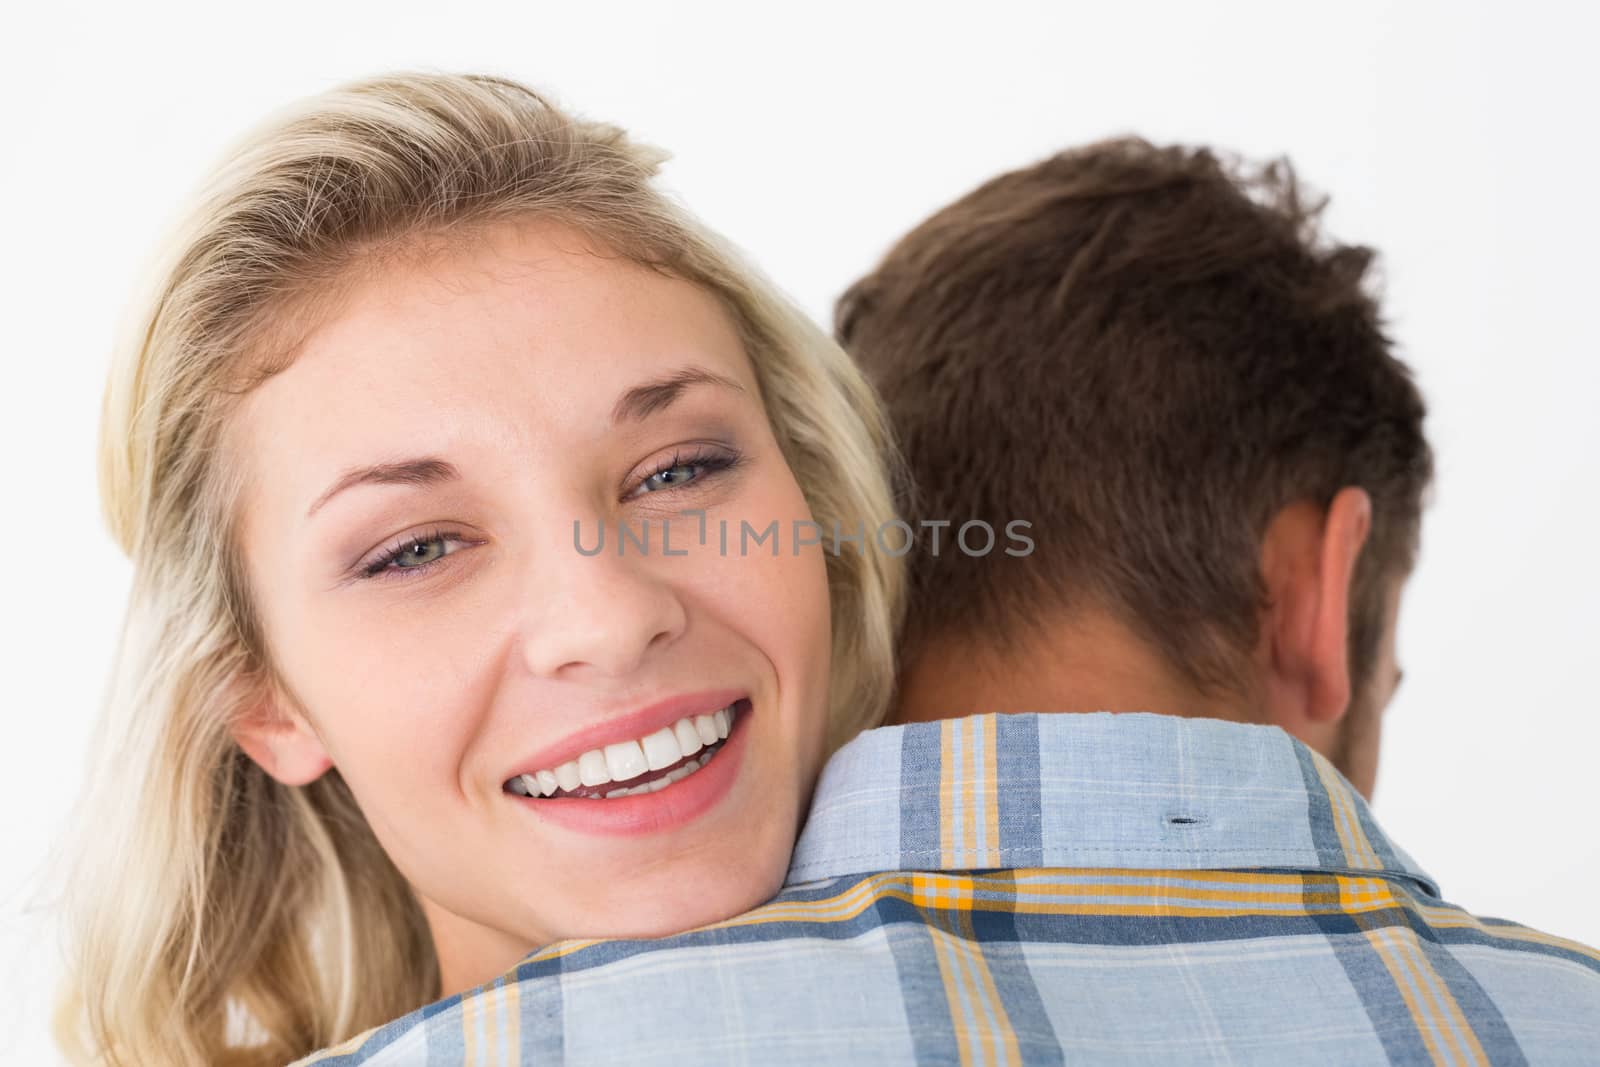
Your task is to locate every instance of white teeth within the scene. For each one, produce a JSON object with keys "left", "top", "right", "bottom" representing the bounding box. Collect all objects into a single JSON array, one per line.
[
  {"left": 554, "top": 761, "right": 581, "bottom": 792},
  {"left": 641, "top": 727, "right": 682, "bottom": 771},
  {"left": 606, "top": 779, "right": 662, "bottom": 798},
  {"left": 694, "top": 714, "right": 719, "bottom": 746},
  {"left": 604, "top": 739, "right": 649, "bottom": 783},
  {"left": 512, "top": 702, "right": 739, "bottom": 799},
  {"left": 578, "top": 750, "right": 611, "bottom": 787},
  {"left": 672, "top": 717, "right": 703, "bottom": 758}
]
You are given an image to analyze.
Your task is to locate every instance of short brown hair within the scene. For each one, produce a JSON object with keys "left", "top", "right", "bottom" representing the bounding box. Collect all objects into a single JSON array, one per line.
[{"left": 836, "top": 136, "right": 1432, "bottom": 699}]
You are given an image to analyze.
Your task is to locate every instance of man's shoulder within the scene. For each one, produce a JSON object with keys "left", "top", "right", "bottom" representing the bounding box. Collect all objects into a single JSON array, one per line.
[
  {"left": 292, "top": 713, "right": 1600, "bottom": 1064},
  {"left": 1398, "top": 893, "right": 1600, "bottom": 996},
  {"left": 291, "top": 866, "right": 1600, "bottom": 1065}
]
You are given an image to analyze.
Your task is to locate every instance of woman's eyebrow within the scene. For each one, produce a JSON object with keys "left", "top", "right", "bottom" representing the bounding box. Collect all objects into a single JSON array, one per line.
[
  {"left": 305, "top": 367, "right": 744, "bottom": 520},
  {"left": 611, "top": 366, "right": 745, "bottom": 425},
  {"left": 306, "top": 457, "right": 459, "bottom": 519}
]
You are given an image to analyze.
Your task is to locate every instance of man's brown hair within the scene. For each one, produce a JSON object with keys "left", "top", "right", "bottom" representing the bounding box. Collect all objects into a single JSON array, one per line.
[{"left": 836, "top": 136, "right": 1433, "bottom": 702}]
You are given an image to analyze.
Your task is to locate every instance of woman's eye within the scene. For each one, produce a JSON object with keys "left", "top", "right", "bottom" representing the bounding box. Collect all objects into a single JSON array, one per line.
[
  {"left": 393, "top": 540, "right": 447, "bottom": 567},
  {"left": 628, "top": 450, "right": 740, "bottom": 499},
  {"left": 361, "top": 530, "right": 473, "bottom": 581},
  {"left": 640, "top": 463, "right": 699, "bottom": 492}
]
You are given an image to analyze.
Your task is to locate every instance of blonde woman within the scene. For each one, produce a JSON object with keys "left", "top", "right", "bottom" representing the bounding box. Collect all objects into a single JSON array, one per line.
[{"left": 56, "top": 70, "right": 905, "bottom": 1066}]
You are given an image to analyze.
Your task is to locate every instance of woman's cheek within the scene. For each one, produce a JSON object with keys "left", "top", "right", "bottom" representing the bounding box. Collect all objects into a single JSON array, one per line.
[
  {"left": 688, "top": 470, "right": 827, "bottom": 628},
  {"left": 310, "top": 627, "right": 475, "bottom": 799},
  {"left": 715, "top": 478, "right": 833, "bottom": 738}
]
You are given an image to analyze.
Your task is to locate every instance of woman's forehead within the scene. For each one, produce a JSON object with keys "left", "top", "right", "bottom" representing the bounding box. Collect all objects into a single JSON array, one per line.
[
  {"left": 242, "top": 226, "right": 751, "bottom": 431},
  {"left": 225, "top": 223, "right": 764, "bottom": 537}
]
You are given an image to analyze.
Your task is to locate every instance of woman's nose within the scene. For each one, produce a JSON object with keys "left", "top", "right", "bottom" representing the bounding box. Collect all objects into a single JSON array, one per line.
[{"left": 519, "top": 538, "right": 688, "bottom": 680}]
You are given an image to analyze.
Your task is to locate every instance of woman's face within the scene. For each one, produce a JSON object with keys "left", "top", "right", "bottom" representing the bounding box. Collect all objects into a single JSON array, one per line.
[{"left": 228, "top": 218, "right": 833, "bottom": 992}]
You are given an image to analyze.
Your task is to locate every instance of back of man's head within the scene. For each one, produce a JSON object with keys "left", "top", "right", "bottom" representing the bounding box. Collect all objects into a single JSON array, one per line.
[{"left": 837, "top": 137, "right": 1434, "bottom": 794}]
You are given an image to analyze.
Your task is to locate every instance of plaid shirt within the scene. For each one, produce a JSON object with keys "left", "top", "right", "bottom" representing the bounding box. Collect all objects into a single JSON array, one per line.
[{"left": 294, "top": 712, "right": 1600, "bottom": 1065}]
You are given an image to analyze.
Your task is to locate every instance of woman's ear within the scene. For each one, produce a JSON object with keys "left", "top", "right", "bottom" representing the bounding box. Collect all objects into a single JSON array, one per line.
[{"left": 228, "top": 674, "right": 334, "bottom": 786}]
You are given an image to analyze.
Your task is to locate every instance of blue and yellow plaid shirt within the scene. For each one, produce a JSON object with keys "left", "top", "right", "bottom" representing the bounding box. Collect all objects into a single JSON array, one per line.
[{"left": 295, "top": 712, "right": 1600, "bottom": 1065}]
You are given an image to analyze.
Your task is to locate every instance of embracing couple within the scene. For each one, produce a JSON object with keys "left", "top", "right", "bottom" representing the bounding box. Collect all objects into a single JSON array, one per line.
[{"left": 59, "top": 71, "right": 1599, "bottom": 1066}]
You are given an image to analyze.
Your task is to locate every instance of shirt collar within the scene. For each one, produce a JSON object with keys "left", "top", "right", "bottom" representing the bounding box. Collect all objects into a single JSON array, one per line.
[{"left": 786, "top": 711, "right": 1438, "bottom": 898}]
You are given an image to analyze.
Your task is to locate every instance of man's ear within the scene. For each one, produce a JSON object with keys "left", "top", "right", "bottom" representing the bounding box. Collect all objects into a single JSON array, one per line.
[
  {"left": 1259, "top": 487, "right": 1372, "bottom": 736},
  {"left": 228, "top": 673, "right": 333, "bottom": 786}
]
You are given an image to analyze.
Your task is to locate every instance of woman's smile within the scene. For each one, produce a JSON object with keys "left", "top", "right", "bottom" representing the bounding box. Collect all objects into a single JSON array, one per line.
[
  {"left": 503, "top": 697, "right": 754, "bottom": 837},
  {"left": 501, "top": 693, "right": 749, "bottom": 799}
]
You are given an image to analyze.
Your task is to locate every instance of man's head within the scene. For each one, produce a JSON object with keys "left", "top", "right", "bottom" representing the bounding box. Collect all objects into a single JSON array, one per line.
[{"left": 836, "top": 137, "right": 1432, "bottom": 798}]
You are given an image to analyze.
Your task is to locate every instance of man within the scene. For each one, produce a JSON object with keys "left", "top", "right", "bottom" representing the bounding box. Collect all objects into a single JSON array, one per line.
[
  {"left": 298, "top": 140, "right": 1599, "bottom": 1065},
  {"left": 833, "top": 136, "right": 1418, "bottom": 799}
]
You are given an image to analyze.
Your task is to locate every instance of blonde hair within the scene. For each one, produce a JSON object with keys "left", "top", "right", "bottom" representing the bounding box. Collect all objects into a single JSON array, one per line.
[{"left": 56, "top": 70, "right": 905, "bottom": 1067}]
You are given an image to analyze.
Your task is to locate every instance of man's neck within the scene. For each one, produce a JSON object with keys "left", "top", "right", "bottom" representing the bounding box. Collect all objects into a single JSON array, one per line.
[{"left": 890, "top": 611, "right": 1259, "bottom": 727}]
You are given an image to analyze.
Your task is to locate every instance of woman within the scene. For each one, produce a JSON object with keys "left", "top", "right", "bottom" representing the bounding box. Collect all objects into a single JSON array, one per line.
[{"left": 55, "top": 71, "right": 905, "bottom": 1066}]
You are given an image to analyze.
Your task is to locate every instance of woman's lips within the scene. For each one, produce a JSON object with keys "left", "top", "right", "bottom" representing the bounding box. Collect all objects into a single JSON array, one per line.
[
  {"left": 504, "top": 698, "right": 751, "bottom": 837},
  {"left": 502, "top": 687, "right": 746, "bottom": 789},
  {"left": 505, "top": 699, "right": 743, "bottom": 799}
]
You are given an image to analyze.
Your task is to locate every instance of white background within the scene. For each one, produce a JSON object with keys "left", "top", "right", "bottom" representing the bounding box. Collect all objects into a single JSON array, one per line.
[{"left": 3, "top": 1, "right": 1596, "bottom": 1061}]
